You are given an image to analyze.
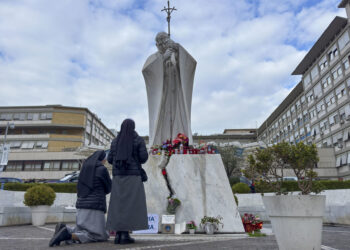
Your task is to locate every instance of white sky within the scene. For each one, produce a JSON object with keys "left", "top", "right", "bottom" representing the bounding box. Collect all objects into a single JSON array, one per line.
[{"left": 0, "top": 0, "right": 345, "bottom": 135}]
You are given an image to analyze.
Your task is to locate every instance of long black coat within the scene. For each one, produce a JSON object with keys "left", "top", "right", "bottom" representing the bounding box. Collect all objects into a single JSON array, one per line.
[
  {"left": 108, "top": 133, "right": 148, "bottom": 176},
  {"left": 76, "top": 164, "right": 112, "bottom": 213}
]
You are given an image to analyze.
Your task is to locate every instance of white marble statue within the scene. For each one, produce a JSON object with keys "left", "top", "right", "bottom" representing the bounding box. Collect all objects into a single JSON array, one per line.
[{"left": 142, "top": 32, "right": 196, "bottom": 146}]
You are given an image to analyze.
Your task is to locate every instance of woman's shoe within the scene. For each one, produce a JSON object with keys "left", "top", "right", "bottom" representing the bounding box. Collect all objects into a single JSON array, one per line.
[
  {"left": 119, "top": 231, "right": 135, "bottom": 244},
  {"left": 114, "top": 232, "right": 121, "bottom": 244},
  {"left": 49, "top": 227, "right": 72, "bottom": 247}
]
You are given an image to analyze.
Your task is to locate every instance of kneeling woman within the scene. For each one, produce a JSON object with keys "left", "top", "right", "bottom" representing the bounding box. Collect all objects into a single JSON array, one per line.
[{"left": 49, "top": 150, "right": 112, "bottom": 247}]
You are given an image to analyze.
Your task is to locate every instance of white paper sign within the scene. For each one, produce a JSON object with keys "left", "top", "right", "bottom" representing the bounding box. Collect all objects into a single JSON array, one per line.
[
  {"left": 133, "top": 214, "right": 159, "bottom": 234},
  {"left": 162, "top": 214, "right": 175, "bottom": 224}
]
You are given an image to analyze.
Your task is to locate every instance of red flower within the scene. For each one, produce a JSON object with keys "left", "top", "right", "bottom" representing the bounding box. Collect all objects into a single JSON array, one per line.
[{"left": 161, "top": 169, "right": 167, "bottom": 176}]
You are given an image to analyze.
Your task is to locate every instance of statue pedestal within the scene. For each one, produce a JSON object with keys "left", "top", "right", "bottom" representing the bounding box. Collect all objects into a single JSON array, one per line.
[{"left": 143, "top": 154, "right": 244, "bottom": 233}]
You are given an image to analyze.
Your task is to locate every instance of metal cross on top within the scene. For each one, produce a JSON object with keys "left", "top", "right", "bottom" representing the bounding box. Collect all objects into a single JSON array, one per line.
[{"left": 161, "top": 0, "right": 177, "bottom": 37}]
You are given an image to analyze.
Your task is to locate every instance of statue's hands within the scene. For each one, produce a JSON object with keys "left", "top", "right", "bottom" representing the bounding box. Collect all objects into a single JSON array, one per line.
[{"left": 163, "top": 49, "right": 172, "bottom": 61}]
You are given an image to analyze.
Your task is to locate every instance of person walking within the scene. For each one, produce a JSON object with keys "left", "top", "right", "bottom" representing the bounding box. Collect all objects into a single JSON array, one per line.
[
  {"left": 106, "top": 118, "right": 149, "bottom": 245},
  {"left": 49, "top": 150, "right": 112, "bottom": 247}
]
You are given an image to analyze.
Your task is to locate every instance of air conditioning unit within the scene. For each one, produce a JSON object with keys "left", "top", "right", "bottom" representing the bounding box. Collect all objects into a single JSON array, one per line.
[{"left": 340, "top": 119, "right": 345, "bottom": 124}]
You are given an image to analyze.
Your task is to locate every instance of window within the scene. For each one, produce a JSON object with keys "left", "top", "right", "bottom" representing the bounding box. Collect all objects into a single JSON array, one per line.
[
  {"left": 343, "top": 56, "right": 350, "bottom": 70},
  {"left": 321, "top": 74, "right": 332, "bottom": 90},
  {"left": 0, "top": 113, "right": 12, "bottom": 121},
  {"left": 303, "top": 110, "right": 309, "bottom": 123},
  {"left": 320, "top": 119, "right": 329, "bottom": 132},
  {"left": 325, "top": 93, "right": 336, "bottom": 107},
  {"left": 333, "top": 132, "right": 343, "bottom": 146},
  {"left": 303, "top": 74, "right": 311, "bottom": 88},
  {"left": 329, "top": 112, "right": 339, "bottom": 126},
  {"left": 306, "top": 90, "right": 314, "bottom": 103},
  {"left": 335, "top": 83, "right": 346, "bottom": 99},
  {"left": 316, "top": 100, "right": 326, "bottom": 113},
  {"left": 13, "top": 113, "right": 20, "bottom": 120},
  {"left": 27, "top": 113, "right": 33, "bottom": 120},
  {"left": 313, "top": 83, "right": 322, "bottom": 99},
  {"left": 328, "top": 45, "right": 339, "bottom": 62},
  {"left": 32, "top": 113, "right": 39, "bottom": 120},
  {"left": 310, "top": 107, "right": 317, "bottom": 119},
  {"left": 311, "top": 125, "right": 320, "bottom": 137},
  {"left": 338, "top": 31, "right": 350, "bottom": 50},
  {"left": 36, "top": 141, "right": 48, "bottom": 148},
  {"left": 21, "top": 141, "right": 35, "bottom": 149},
  {"left": 9, "top": 141, "right": 21, "bottom": 149},
  {"left": 296, "top": 100, "right": 301, "bottom": 110},
  {"left": 19, "top": 113, "right": 26, "bottom": 120},
  {"left": 291, "top": 106, "right": 295, "bottom": 114},
  {"left": 332, "top": 64, "right": 343, "bottom": 81},
  {"left": 311, "top": 65, "right": 319, "bottom": 80},
  {"left": 343, "top": 128, "right": 349, "bottom": 142},
  {"left": 319, "top": 55, "right": 328, "bottom": 71},
  {"left": 40, "top": 113, "right": 52, "bottom": 120},
  {"left": 323, "top": 137, "right": 332, "bottom": 147}
]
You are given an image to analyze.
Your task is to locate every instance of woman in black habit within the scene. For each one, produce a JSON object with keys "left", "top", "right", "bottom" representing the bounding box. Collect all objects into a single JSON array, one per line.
[
  {"left": 106, "top": 118, "right": 149, "bottom": 245},
  {"left": 49, "top": 150, "right": 112, "bottom": 247}
]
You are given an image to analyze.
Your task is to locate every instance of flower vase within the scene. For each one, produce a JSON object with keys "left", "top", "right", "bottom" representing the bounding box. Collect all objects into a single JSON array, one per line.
[
  {"left": 189, "top": 229, "right": 195, "bottom": 234},
  {"left": 204, "top": 223, "right": 215, "bottom": 235}
]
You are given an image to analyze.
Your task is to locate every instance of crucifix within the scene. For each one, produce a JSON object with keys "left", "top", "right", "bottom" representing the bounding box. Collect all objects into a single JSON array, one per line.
[{"left": 161, "top": 0, "right": 177, "bottom": 37}]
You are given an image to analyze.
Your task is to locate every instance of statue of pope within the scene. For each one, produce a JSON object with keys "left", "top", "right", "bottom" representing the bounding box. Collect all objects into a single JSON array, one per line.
[{"left": 142, "top": 32, "right": 196, "bottom": 146}]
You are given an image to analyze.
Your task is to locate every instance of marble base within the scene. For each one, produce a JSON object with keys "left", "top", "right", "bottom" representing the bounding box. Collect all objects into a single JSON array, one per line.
[{"left": 143, "top": 154, "right": 244, "bottom": 233}]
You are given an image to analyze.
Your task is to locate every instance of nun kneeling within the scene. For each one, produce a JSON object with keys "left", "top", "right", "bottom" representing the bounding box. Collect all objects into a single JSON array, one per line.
[
  {"left": 49, "top": 150, "right": 112, "bottom": 247},
  {"left": 106, "top": 119, "right": 149, "bottom": 245}
]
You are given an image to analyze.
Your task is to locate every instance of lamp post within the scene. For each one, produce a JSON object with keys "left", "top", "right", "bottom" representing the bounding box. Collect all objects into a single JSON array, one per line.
[{"left": 1, "top": 122, "right": 15, "bottom": 168}]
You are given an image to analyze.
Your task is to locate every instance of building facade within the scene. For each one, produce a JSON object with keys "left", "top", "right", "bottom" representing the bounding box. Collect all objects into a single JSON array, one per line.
[
  {"left": 257, "top": 2, "right": 350, "bottom": 180},
  {"left": 0, "top": 105, "right": 114, "bottom": 180}
]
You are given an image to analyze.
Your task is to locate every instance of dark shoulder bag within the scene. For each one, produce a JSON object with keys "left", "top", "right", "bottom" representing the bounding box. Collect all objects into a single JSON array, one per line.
[{"left": 141, "top": 168, "right": 148, "bottom": 182}]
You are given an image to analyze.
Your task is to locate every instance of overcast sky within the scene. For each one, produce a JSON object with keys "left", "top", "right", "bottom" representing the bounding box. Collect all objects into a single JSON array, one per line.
[{"left": 0, "top": 0, "right": 345, "bottom": 135}]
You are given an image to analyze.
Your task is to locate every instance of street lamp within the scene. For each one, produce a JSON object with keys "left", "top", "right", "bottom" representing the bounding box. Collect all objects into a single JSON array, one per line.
[{"left": 1, "top": 122, "right": 15, "bottom": 166}]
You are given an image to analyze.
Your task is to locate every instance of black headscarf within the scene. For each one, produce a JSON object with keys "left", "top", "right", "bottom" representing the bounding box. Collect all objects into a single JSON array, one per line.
[
  {"left": 77, "top": 150, "right": 106, "bottom": 197},
  {"left": 115, "top": 119, "right": 135, "bottom": 162}
]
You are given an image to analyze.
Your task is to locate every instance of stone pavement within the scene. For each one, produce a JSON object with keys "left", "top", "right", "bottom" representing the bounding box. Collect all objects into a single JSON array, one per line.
[{"left": 0, "top": 224, "right": 349, "bottom": 250}]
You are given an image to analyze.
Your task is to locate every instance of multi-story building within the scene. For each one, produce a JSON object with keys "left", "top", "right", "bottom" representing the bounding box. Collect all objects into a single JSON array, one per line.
[
  {"left": 0, "top": 105, "right": 115, "bottom": 180},
  {"left": 257, "top": 1, "right": 350, "bottom": 180}
]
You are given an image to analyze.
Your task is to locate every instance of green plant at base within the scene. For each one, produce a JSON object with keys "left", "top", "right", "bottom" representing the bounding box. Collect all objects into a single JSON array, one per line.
[
  {"left": 200, "top": 215, "right": 224, "bottom": 230},
  {"left": 232, "top": 183, "right": 250, "bottom": 194},
  {"left": 23, "top": 184, "right": 56, "bottom": 206},
  {"left": 248, "top": 232, "right": 266, "bottom": 237}
]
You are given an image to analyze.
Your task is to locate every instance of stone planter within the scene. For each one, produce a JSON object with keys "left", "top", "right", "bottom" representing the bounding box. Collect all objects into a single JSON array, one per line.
[
  {"left": 262, "top": 195, "right": 326, "bottom": 250},
  {"left": 204, "top": 223, "right": 216, "bottom": 234},
  {"left": 189, "top": 229, "right": 195, "bottom": 234},
  {"left": 30, "top": 205, "right": 50, "bottom": 226}
]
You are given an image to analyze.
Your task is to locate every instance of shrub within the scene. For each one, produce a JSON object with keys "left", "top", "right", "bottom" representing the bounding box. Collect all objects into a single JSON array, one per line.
[
  {"left": 229, "top": 176, "right": 240, "bottom": 186},
  {"left": 23, "top": 185, "right": 56, "bottom": 207},
  {"left": 232, "top": 183, "right": 251, "bottom": 194},
  {"left": 4, "top": 183, "right": 77, "bottom": 193}
]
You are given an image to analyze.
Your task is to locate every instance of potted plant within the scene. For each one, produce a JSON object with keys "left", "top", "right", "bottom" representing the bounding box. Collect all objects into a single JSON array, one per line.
[
  {"left": 166, "top": 197, "right": 181, "bottom": 214},
  {"left": 200, "top": 215, "right": 223, "bottom": 234},
  {"left": 23, "top": 184, "right": 56, "bottom": 226},
  {"left": 247, "top": 142, "right": 325, "bottom": 250},
  {"left": 241, "top": 213, "right": 263, "bottom": 233},
  {"left": 186, "top": 221, "right": 197, "bottom": 234}
]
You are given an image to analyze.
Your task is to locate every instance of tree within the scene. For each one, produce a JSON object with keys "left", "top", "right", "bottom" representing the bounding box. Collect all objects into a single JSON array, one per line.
[
  {"left": 247, "top": 142, "right": 320, "bottom": 195},
  {"left": 218, "top": 146, "right": 241, "bottom": 178}
]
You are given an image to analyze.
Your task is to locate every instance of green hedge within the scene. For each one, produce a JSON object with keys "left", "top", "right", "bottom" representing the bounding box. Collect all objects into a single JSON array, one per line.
[
  {"left": 232, "top": 183, "right": 251, "bottom": 194},
  {"left": 4, "top": 183, "right": 77, "bottom": 193},
  {"left": 255, "top": 180, "right": 350, "bottom": 193}
]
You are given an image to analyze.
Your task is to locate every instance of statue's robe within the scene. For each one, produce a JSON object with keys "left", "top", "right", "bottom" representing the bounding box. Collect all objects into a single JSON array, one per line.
[{"left": 142, "top": 46, "right": 196, "bottom": 146}]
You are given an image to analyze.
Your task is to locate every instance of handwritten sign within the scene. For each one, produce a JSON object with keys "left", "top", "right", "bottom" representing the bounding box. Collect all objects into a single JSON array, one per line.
[{"left": 133, "top": 214, "right": 159, "bottom": 234}]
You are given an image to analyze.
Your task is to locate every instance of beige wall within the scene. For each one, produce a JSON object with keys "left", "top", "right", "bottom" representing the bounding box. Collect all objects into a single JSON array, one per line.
[{"left": 52, "top": 112, "right": 85, "bottom": 126}]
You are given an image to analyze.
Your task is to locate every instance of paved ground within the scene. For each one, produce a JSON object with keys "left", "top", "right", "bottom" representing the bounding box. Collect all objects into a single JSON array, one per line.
[{"left": 0, "top": 224, "right": 349, "bottom": 250}]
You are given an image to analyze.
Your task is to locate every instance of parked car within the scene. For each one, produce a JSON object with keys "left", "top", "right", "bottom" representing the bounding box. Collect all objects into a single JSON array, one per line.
[
  {"left": 57, "top": 171, "right": 80, "bottom": 183},
  {"left": 0, "top": 177, "right": 23, "bottom": 183},
  {"left": 283, "top": 176, "right": 298, "bottom": 181}
]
